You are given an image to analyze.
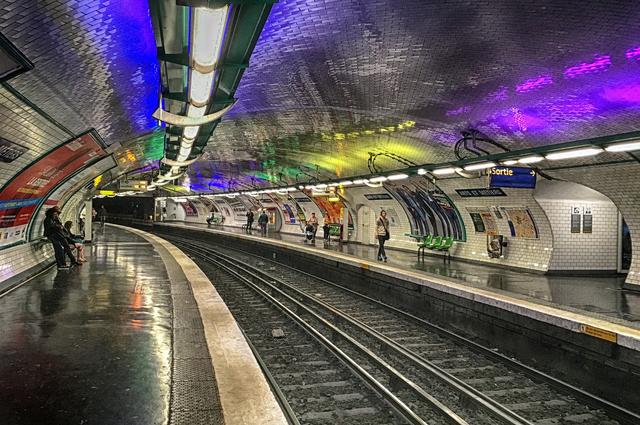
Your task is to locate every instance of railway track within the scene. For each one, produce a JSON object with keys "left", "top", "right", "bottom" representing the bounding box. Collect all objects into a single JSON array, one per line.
[{"left": 162, "top": 234, "right": 640, "bottom": 425}]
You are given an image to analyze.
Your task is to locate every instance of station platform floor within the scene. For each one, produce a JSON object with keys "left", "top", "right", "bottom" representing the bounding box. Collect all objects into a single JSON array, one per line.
[
  {"left": 181, "top": 222, "right": 640, "bottom": 327},
  {"left": 0, "top": 225, "right": 285, "bottom": 425}
]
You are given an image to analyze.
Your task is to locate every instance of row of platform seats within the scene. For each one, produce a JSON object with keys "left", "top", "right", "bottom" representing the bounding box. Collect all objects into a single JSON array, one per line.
[{"left": 416, "top": 235, "right": 454, "bottom": 261}]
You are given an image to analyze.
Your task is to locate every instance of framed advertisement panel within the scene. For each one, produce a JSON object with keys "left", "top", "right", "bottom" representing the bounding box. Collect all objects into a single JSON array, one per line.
[{"left": 0, "top": 131, "right": 106, "bottom": 247}]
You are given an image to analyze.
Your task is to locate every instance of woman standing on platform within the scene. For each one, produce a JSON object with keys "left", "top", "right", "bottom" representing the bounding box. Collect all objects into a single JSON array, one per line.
[{"left": 376, "top": 210, "right": 390, "bottom": 262}]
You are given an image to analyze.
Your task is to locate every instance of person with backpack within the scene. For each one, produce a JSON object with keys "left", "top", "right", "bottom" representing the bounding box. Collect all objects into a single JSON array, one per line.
[
  {"left": 376, "top": 210, "right": 390, "bottom": 262},
  {"left": 258, "top": 210, "right": 269, "bottom": 236},
  {"left": 246, "top": 210, "right": 254, "bottom": 232}
]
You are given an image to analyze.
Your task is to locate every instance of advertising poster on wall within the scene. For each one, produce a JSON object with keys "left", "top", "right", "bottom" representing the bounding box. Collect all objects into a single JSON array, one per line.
[
  {"left": 311, "top": 195, "right": 343, "bottom": 224},
  {"left": 386, "top": 179, "right": 465, "bottom": 240},
  {"left": 180, "top": 201, "right": 198, "bottom": 217},
  {"left": 504, "top": 207, "right": 539, "bottom": 238},
  {"left": 269, "top": 194, "right": 299, "bottom": 225},
  {"left": 0, "top": 132, "right": 105, "bottom": 247}
]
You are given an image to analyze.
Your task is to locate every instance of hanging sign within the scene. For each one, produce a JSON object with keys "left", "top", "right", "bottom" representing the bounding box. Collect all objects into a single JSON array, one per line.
[{"left": 489, "top": 167, "right": 537, "bottom": 189}]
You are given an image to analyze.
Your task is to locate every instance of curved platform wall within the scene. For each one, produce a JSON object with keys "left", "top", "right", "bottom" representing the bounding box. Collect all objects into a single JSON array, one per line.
[
  {"left": 534, "top": 180, "right": 619, "bottom": 272},
  {"left": 548, "top": 163, "right": 639, "bottom": 287}
]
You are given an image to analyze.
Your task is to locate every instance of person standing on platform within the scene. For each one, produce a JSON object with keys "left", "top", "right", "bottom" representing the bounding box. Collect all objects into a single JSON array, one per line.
[
  {"left": 258, "top": 210, "right": 269, "bottom": 236},
  {"left": 44, "top": 206, "right": 79, "bottom": 269},
  {"left": 376, "top": 210, "right": 390, "bottom": 262},
  {"left": 322, "top": 214, "right": 330, "bottom": 241},
  {"left": 97, "top": 205, "right": 107, "bottom": 228},
  {"left": 246, "top": 210, "right": 254, "bottom": 232},
  {"left": 307, "top": 212, "right": 319, "bottom": 241}
]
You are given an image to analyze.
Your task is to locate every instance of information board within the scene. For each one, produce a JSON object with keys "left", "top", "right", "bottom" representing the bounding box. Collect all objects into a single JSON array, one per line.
[{"left": 489, "top": 167, "right": 537, "bottom": 189}]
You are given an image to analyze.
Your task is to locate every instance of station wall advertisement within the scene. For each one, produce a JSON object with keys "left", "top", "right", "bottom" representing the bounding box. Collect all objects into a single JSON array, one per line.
[
  {"left": 0, "top": 132, "right": 106, "bottom": 247},
  {"left": 504, "top": 207, "right": 539, "bottom": 238},
  {"left": 386, "top": 178, "right": 465, "bottom": 240}
]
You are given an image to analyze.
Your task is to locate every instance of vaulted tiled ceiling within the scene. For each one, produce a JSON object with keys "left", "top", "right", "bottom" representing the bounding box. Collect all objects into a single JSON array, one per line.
[
  {"left": 2, "top": 1, "right": 640, "bottom": 193},
  {"left": 197, "top": 0, "right": 640, "bottom": 190}
]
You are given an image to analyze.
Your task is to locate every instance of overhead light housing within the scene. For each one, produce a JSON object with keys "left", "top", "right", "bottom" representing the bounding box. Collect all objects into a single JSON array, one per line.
[
  {"left": 432, "top": 167, "right": 457, "bottom": 175},
  {"left": 189, "top": 69, "right": 215, "bottom": 104},
  {"left": 417, "top": 168, "right": 428, "bottom": 175},
  {"left": 352, "top": 179, "right": 368, "bottom": 185},
  {"left": 368, "top": 176, "right": 388, "bottom": 183},
  {"left": 183, "top": 126, "right": 199, "bottom": 139},
  {"left": 500, "top": 159, "right": 518, "bottom": 166},
  {"left": 463, "top": 162, "right": 496, "bottom": 171},
  {"left": 338, "top": 180, "right": 353, "bottom": 186},
  {"left": 605, "top": 140, "right": 640, "bottom": 152},
  {"left": 517, "top": 155, "right": 544, "bottom": 164},
  {"left": 387, "top": 173, "right": 409, "bottom": 181},
  {"left": 545, "top": 147, "right": 603, "bottom": 161},
  {"left": 315, "top": 183, "right": 328, "bottom": 189}
]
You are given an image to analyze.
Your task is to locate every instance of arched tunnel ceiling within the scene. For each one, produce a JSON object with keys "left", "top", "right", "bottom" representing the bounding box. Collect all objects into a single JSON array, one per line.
[
  {"left": 195, "top": 0, "right": 640, "bottom": 190},
  {"left": 1, "top": 1, "right": 640, "bottom": 193}
]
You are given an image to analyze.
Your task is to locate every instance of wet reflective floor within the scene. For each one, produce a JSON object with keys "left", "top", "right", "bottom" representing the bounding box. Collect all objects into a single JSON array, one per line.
[
  {"left": 0, "top": 227, "right": 172, "bottom": 425},
  {"left": 184, "top": 223, "right": 640, "bottom": 326}
]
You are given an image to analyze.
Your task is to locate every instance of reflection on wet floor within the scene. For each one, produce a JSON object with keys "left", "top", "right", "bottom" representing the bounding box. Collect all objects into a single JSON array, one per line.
[
  {"left": 188, "top": 223, "right": 640, "bottom": 325},
  {"left": 0, "top": 227, "right": 172, "bottom": 425}
]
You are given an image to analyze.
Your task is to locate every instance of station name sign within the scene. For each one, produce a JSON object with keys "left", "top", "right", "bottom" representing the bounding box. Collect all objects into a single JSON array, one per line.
[
  {"left": 455, "top": 188, "right": 507, "bottom": 197},
  {"left": 489, "top": 166, "right": 536, "bottom": 189},
  {"left": 364, "top": 193, "right": 393, "bottom": 201}
]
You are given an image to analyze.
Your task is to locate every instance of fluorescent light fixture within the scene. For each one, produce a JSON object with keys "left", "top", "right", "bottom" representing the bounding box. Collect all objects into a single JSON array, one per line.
[
  {"left": 315, "top": 183, "right": 328, "bottom": 189},
  {"left": 189, "top": 69, "right": 215, "bottom": 104},
  {"left": 327, "top": 182, "right": 339, "bottom": 187},
  {"left": 338, "top": 180, "right": 353, "bottom": 186},
  {"left": 297, "top": 185, "right": 304, "bottom": 190},
  {"left": 432, "top": 167, "right": 457, "bottom": 175},
  {"left": 387, "top": 173, "right": 409, "bottom": 181},
  {"left": 304, "top": 185, "right": 314, "bottom": 190},
  {"left": 352, "top": 179, "right": 368, "bottom": 185},
  {"left": 463, "top": 162, "right": 496, "bottom": 171},
  {"left": 147, "top": 185, "right": 156, "bottom": 191},
  {"left": 605, "top": 140, "right": 640, "bottom": 152},
  {"left": 500, "top": 159, "right": 518, "bottom": 166},
  {"left": 286, "top": 187, "right": 297, "bottom": 192},
  {"left": 517, "top": 155, "right": 544, "bottom": 164},
  {"left": 187, "top": 104, "right": 207, "bottom": 117},
  {"left": 173, "top": 198, "right": 188, "bottom": 203},
  {"left": 183, "top": 126, "right": 199, "bottom": 139},
  {"left": 192, "top": 6, "right": 228, "bottom": 68},
  {"left": 417, "top": 168, "right": 428, "bottom": 175},
  {"left": 369, "top": 176, "right": 388, "bottom": 183},
  {"left": 545, "top": 147, "right": 603, "bottom": 161}
]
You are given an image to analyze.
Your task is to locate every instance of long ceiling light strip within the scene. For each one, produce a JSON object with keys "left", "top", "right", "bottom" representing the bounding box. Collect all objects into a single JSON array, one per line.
[{"left": 152, "top": 5, "right": 230, "bottom": 189}]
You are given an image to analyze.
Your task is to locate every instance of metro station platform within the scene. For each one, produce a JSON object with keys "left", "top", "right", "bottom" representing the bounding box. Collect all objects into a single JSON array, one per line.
[
  {"left": 165, "top": 222, "right": 640, "bottom": 328},
  {"left": 0, "top": 225, "right": 286, "bottom": 425}
]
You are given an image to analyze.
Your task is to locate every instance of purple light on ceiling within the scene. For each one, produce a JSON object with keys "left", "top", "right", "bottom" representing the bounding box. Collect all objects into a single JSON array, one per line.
[
  {"left": 563, "top": 55, "right": 611, "bottom": 79},
  {"left": 515, "top": 75, "right": 553, "bottom": 93},
  {"left": 601, "top": 82, "right": 640, "bottom": 104},
  {"left": 625, "top": 46, "right": 640, "bottom": 61}
]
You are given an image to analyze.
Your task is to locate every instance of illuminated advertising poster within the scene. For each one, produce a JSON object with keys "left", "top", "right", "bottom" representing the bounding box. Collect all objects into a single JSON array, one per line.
[
  {"left": 504, "top": 207, "right": 539, "bottom": 238},
  {"left": 0, "top": 132, "right": 105, "bottom": 246},
  {"left": 269, "top": 194, "right": 299, "bottom": 225},
  {"left": 386, "top": 178, "right": 465, "bottom": 240},
  {"left": 180, "top": 201, "right": 198, "bottom": 217},
  {"left": 311, "top": 194, "right": 344, "bottom": 224}
]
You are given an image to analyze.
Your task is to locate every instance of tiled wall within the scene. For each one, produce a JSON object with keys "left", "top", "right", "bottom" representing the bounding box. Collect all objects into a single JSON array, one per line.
[
  {"left": 548, "top": 163, "right": 640, "bottom": 286},
  {"left": 0, "top": 241, "right": 54, "bottom": 288},
  {"left": 0, "top": 86, "right": 70, "bottom": 188},
  {"left": 436, "top": 177, "right": 554, "bottom": 272},
  {"left": 535, "top": 181, "right": 618, "bottom": 271}
]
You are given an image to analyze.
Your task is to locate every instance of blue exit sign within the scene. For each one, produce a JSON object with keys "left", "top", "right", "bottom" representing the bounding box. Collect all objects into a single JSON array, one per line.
[{"left": 489, "top": 166, "right": 537, "bottom": 189}]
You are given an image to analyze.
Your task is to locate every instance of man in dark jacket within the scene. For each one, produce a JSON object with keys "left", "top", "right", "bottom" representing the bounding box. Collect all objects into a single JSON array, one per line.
[
  {"left": 44, "top": 206, "right": 78, "bottom": 269},
  {"left": 257, "top": 210, "right": 268, "bottom": 236}
]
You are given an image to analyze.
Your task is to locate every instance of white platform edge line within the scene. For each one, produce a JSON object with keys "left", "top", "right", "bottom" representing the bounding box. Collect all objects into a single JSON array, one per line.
[
  {"left": 161, "top": 223, "right": 640, "bottom": 351},
  {"left": 114, "top": 224, "right": 288, "bottom": 425}
]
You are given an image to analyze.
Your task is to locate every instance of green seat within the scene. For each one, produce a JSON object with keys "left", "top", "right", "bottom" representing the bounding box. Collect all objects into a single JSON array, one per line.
[
  {"left": 426, "top": 235, "right": 442, "bottom": 249},
  {"left": 435, "top": 237, "right": 453, "bottom": 251},
  {"left": 417, "top": 234, "right": 432, "bottom": 248}
]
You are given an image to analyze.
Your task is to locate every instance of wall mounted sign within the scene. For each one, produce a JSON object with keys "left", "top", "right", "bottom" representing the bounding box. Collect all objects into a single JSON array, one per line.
[
  {"left": 364, "top": 193, "right": 393, "bottom": 201},
  {"left": 294, "top": 197, "right": 312, "bottom": 203},
  {"left": 583, "top": 207, "right": 593, "bottom": 233},
  {"left": 0, "top": 137, "right": 27, "bottom": 163},
  {"left": 469, "top": 212, "right": 486, "bottom": 232},
  {"left": 488, "top": 167, "right": 537, "bottom": 189},
  {"left": 456, "top": 188, "right": 507, "bottom": 197},
  {"left": 571, "top": 213, "right": 581, "bottom": 233}
]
